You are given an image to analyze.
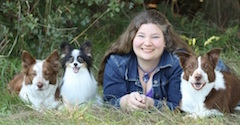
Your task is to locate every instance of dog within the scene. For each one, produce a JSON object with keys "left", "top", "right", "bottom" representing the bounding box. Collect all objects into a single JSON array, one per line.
[
  {"left": 175, "top": 48, "right": 240, "bottom": 118},
  {"left": 60, "top": 41, "right": 100, "bottom": 107},
  {"left": 8, "top": 50, "right": 62, "bottom": 111}
]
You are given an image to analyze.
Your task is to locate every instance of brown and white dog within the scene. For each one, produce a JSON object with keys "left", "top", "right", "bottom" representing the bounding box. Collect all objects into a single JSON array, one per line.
[
  {"left": 8, "top": 50, "right": 62, "bottom": 111},
  {"left": 175, "top": 48, "right": 240, "bottom": 118}
]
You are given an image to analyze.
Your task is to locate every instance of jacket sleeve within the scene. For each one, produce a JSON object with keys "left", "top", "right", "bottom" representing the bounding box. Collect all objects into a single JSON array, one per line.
[
  {"left": 153, "top": 58, "right": 182, "bottom": 111},
  {"left": 102, "top": 55, "right": 127, "bottom": 108}
]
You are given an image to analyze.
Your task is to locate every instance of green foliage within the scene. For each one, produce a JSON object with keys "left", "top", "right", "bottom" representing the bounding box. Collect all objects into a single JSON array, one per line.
[
  {"left": 0, "top": 0, "right": 142, "bottom": 58},
  {"left": 0, "top": 58, "right": 21, "bottom": 88},
  {"left": 163, "top": 10, "right": 240, "bottom": 53}
]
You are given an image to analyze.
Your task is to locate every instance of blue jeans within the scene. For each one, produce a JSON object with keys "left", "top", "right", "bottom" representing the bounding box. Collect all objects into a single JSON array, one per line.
[{"left": 216, "top": 59, "right": 230, "bottom": 72}]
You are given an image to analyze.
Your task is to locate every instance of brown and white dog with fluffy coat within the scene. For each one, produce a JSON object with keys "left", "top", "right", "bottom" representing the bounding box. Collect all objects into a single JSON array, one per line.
[
  {"left": 175, "top": 48, "right": 240, "bottom": 118},
  {"left": 8, "top": 50, "right": 62, "bottom": 111}
]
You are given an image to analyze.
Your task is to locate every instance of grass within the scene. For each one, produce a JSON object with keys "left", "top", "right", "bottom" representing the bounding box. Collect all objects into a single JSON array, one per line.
[{"left": 1, "top": 95, "right": 240, "bottom": 125}]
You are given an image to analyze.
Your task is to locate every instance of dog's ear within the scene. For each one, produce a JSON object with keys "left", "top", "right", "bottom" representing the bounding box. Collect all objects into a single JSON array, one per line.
[
  {"left": 80, "top": 40, "right": 92, "bottom": 58},
  {"left": 46, "top": 50, "right": 60, "bottom": 72},
  {"left": 174, "top": 51, "right": 191, "bottom": 68},
  {"left": 206, "top": 48, "right": 221, "bottom": 67},
  {"left": 60, "top": 42, "right": 72, "bottom": 58},
  {"left": 21, "top": 50, "right": 36, "bottom": 74}
]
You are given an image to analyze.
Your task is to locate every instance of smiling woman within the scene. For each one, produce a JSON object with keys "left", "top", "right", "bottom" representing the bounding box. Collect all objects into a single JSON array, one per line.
[
  {"left": 97, "top": 9, "right": 194, "bottom": 112},
  {"left": 133, "top": 23, "right": 166, "bottom": 98}
]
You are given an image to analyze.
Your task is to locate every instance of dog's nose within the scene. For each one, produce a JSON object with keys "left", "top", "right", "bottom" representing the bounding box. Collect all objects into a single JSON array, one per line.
[
  {"left": 37, "top": 83, "right": 43, "bottom": 89},
  {"left": 195, "top": 75, "right": 202, "bottom": 81},
  {"left": 74, "top": 63, "right": 78, "bottom": 67}
]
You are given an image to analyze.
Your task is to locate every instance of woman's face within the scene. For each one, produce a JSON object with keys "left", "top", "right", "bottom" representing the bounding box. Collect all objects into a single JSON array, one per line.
[{"left": 133, "top": 23, "right": 165, "bottom": 62}]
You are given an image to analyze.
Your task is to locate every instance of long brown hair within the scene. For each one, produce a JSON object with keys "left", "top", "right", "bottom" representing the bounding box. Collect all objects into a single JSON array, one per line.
[{"left": 98, "top": 9, "right": 193, "bottom": 85}]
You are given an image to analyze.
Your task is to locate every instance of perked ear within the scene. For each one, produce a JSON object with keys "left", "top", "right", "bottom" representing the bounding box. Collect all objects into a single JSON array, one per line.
[
  {"left": 60, "top": 42, "right": 72, "bottom": 58},
  {"left": 21, "top": 50, "right": 36, "bottom": 74},
  {"left": 46, "top": 50, "right": 60, "bottom": 72},
  {"left": 206, "top": 48, "right": 221, "bottom": 67},
  {"left": 80, "top": 40, "right": 92, "bottom": 58},
  {"left": 174, "top": 51, "right": 191, "bottom": 68}
]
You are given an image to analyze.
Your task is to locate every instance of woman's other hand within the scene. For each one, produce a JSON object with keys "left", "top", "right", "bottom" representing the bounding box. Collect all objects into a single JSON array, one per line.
[{"left": 120, "top": 92, "right": 154, "bottom": 111}]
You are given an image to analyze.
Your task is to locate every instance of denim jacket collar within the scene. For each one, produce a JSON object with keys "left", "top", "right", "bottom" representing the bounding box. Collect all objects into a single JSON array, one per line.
[{"left": 125, "top": 50, "right": 174, "bottom": 81}]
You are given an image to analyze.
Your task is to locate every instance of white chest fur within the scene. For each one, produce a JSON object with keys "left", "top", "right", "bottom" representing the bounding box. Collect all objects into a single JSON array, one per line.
[
  {"left": 60, "top": 67, "right": 98, "bottom": 106},
  {"left": 19, "top": 77, "right": 61, "bottom": 111}
]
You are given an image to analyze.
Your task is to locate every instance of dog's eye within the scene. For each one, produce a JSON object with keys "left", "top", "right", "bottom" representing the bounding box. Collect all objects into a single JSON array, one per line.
[
  {"left": 188, "top": 64, "right": 194, "bottom": 69},
  {"left": 45, "top": 71, "right": 50, "bottom": 76},
  {"left": 68, "top": 56, "right": 74, "bottom": 63},
  {"left": 31, "top": 72, "right": 36, "bottom": 76},
  {"left": 203, "top": 64, "right": 209, "bottom": 69},
  {"left": 77, "top": 56, "right": 84, "bottom": 63}
]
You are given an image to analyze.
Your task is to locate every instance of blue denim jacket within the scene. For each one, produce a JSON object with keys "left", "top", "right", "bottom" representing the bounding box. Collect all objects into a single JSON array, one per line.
[{"left": 103, "top": 50, "right": 228, "bottom": 110}]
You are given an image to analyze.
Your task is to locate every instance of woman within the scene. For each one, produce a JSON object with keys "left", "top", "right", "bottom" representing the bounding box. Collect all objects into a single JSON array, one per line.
[{"left": 98, "top": 9, "right": 228, "bottom": 111}]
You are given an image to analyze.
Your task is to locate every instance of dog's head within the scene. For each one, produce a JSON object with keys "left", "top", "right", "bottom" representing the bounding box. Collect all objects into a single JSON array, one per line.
[
  {"left": 60, "top": 41, "right": 92, "bottom": 73},
  {"left": 21, "top": 50, "right": 60, "bottom": 90},
  {"left": 175, "top": 48, "right": 221, "bottom": 90}
]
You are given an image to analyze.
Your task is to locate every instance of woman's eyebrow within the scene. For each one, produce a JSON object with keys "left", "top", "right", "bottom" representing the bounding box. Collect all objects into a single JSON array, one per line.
[
  {"left": 152, "top": 33, "right": 159, "bottom": 35},
  {"left": 136, "top": 32, "right": 145, "bottom": 34}
]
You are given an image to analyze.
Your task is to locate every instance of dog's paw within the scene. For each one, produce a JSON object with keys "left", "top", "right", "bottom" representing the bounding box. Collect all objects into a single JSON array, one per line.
[
  {"left": 56, "top": 104, "right": 64, "bottom": 110},
  {"left": 183, "top": 113, "right": 199, "bottom": 119},
  {"left": 52, "top": 100, "right": 63, "bottom": 110},
  {"left": 234, "top": 106, "right": 240, "bottom": 111}
]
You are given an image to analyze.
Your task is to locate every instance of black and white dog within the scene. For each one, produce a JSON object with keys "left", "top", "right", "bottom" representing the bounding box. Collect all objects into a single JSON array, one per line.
[{"left": 60, "top": 41, "right": 100, "bottom": 107}]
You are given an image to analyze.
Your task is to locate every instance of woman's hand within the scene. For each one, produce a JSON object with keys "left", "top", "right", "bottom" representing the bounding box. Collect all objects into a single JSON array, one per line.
[{"left": 120, "top": 92, "right": 154, "bottom": 112}]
